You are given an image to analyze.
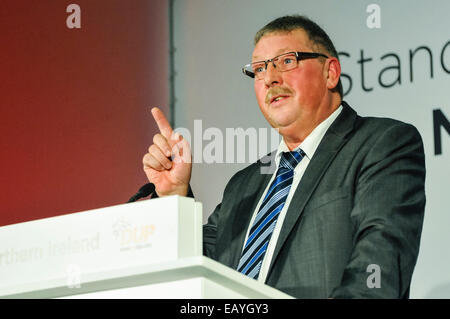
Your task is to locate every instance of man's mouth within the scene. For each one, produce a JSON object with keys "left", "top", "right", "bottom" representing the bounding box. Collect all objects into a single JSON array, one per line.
[
  {"left": 269, "top": 94, "right": 290, "bottom": 105},
  {"left": 265, "top": 87, "right": 293, "bottom": 105}
]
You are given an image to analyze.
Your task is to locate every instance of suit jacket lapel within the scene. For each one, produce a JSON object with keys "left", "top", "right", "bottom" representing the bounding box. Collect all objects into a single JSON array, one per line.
[{"left": 267, "top": 101, "right": 358, "bottom": 276}]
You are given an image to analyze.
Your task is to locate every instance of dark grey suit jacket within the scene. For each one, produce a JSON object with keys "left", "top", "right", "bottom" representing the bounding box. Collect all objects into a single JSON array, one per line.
[{"left": 202, "top": 101, "right": 426, "bottom": 298}]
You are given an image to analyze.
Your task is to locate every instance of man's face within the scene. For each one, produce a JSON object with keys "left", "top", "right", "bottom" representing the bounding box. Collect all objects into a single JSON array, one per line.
[{"left": 252, "top": 29, "right": 332, "bottom": 139}]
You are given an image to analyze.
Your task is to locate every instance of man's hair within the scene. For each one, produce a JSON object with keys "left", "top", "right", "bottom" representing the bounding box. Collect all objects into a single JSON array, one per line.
[{"left": 254, "top": 15, "right": 343, "bottom": 98}]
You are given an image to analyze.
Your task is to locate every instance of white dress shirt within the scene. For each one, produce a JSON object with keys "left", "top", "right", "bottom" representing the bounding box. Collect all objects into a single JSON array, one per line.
[{"left": 241, "top": 105, "right": 343, "bottom": 283}]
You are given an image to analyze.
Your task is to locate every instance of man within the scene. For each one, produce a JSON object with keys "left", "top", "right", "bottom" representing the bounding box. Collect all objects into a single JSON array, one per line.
[{"left": 142, "top": 15, "right": 426, "bottom": 298}]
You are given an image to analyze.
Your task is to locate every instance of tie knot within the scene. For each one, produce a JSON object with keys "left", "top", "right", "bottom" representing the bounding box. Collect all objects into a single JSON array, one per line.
[{"left": 279, "top": 149, "right": 305, "bottom": 170}]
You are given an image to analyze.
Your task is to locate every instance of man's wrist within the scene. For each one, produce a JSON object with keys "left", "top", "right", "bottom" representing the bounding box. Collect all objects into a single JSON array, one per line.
[{"left": 155, "top": 184, "right": 190, "bottom": 198}]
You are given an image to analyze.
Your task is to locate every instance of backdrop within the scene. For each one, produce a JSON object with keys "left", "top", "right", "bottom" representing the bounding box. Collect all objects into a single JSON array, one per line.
[
  {"left": 172, "top": 0, "right": 450, "bottom": 298},
  {"left": 0, "top": 0, "right": 169, "bottom": 226}
]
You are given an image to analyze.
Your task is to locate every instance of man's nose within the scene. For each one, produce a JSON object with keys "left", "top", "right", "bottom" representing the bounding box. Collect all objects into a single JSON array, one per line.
[{"left": 264, "top": 61, "right": 282, "bottom": 87}]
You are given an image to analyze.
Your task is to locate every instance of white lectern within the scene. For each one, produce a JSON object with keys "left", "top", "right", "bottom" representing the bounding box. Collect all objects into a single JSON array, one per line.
[{"left": 0, "top": 196, "right": 292, "bottom": 299}]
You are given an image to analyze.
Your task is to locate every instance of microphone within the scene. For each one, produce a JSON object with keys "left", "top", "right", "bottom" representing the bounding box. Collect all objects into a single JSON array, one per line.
[{"left": 127, "top": 183, "right": 156, "bottom": 203}]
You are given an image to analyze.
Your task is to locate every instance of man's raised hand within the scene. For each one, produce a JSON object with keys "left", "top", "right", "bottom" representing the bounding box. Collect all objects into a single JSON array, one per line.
[{"left": 142, "top": 107, "right": 192, "bottom": 197}]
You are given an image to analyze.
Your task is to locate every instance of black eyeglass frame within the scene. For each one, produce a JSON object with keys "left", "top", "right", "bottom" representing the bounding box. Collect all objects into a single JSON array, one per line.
[{"left": 242, "top": 51, "right": 329, "bottom": 79}]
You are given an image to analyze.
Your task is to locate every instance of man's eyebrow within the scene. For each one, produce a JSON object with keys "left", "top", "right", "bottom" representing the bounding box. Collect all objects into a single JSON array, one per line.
[{"left": 252, "top": 48, "right": 295, "bottom": 61}]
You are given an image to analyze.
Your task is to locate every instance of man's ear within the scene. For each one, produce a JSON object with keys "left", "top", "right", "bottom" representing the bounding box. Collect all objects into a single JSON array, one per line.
[{"left": 325, "top": 57, "right": 341, "bottom": 90}]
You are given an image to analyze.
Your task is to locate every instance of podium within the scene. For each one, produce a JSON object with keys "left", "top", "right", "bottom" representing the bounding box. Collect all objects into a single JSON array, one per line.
[{"left": 0, "top": 196, "right": 292, "bottom": 299}]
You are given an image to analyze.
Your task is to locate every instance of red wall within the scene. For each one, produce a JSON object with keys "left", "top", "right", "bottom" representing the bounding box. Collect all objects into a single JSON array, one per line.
[{"left": 0, "top": 1, "right": 169, "bottom": 226}]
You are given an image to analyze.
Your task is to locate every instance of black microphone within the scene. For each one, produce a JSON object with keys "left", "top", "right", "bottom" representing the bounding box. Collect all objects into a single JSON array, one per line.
[{"left": 127, "top": 183, "right": 156, "bottom": 203}]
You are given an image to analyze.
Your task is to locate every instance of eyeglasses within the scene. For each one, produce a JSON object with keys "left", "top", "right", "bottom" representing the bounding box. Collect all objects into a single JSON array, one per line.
[{"left": 242, "top": 51, "right": 328, "bottom": 80}]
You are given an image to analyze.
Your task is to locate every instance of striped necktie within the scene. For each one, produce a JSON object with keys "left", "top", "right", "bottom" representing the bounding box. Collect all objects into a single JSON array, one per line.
[{"left": 237, "top": 149, "right": 305, "bottom": 279}]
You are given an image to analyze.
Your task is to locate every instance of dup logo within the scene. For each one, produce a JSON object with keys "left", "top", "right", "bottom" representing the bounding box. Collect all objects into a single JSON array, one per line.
[{"left": 112, "top": 218, "right": 156, "bottom": 251}]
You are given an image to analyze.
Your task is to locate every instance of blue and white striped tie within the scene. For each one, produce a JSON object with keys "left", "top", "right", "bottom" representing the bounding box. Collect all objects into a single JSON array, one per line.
[{"left": 237, "top": 149, "right": 305, "bottom": 279}]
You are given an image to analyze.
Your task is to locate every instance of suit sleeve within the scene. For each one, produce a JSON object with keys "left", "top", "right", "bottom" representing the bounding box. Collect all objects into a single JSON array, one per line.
[
  {"left": 203, "top": 203, "right": 220, "bottom": 259},
  {"left": 202, "top": 171, "right": 239, "bottom": 260},
  {"left": 330, "top": 123, "right": 426, "bottom": 298},
  {"left": 201, "top": 167, "right": 249, "bottom": 260}
]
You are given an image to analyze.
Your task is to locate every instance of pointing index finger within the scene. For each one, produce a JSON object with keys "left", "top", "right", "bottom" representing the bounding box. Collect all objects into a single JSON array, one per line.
[{"left": 151, "top": 107, "right": 173, "bottom": 139}]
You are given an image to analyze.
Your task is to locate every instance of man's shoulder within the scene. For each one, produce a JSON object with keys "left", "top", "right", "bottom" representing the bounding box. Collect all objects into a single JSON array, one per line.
[
  {"left": 233, "top": 152, "right": 274, "bottom": 175},
  {"left": 224, "top": 151, "right": 276, "bottom": 187},
  {"left": 339, "top": 103, "right": 424, "bottom": 165},
  {"left": 356, "top": 115, "right": 418, "bottom": 139},
  {"left": 358, "top": 113, "right": 414, "bottom": 130},
  {"left": 343, "top": 101, "right": 421, "bottom": 140}
]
